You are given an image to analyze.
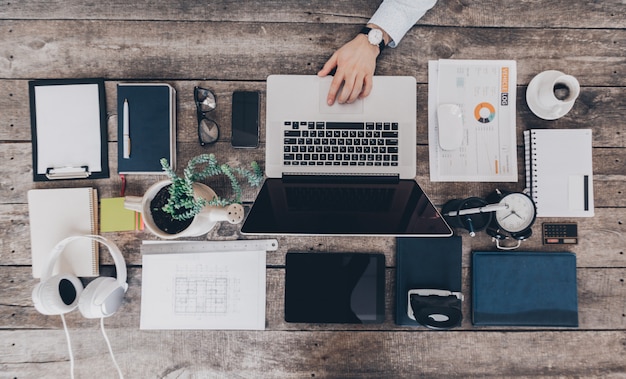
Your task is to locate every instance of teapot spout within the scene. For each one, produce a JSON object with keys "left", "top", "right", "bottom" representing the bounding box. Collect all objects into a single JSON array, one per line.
[{"left": 202, "top": 203, "right": 245, "bottom": 224}]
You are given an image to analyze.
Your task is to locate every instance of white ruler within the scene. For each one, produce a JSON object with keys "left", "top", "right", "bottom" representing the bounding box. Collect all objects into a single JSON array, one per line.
[{"left": 141, "top": 239, "right": 278, "bottom": 254}]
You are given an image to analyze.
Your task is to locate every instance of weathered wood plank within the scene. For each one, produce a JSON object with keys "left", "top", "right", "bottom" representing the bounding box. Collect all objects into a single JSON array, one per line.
[
  {"left": 3, "top": 139, "right": 624, "bottom": 206},
  {"left": 1, "top": 329, "right": 625, "bottom": 378},
  {"left": 3, "top": 205, "right": 625, "bottom": 268},
  {"left": 3, "top": 267, "right": 626, "bottom": 331},
  {"left": 2, "top": 0, "right": 625, "bottom": 29},
  {"left": 1, "top": 21, "right": 624, "bottom": 86},
  {"left": 4, "top": 79, "right": 626, "bottom": 149}
]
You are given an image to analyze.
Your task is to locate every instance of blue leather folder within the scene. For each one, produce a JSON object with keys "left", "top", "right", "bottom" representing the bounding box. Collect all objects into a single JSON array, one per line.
[{"left": 472, "top": 251, "right": 578, "bottom": 327}]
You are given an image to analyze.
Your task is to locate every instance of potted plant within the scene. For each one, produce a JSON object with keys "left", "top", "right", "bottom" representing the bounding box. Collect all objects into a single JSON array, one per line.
[{"left": 124, "top": 154, "right": 263, "bottom": 239}]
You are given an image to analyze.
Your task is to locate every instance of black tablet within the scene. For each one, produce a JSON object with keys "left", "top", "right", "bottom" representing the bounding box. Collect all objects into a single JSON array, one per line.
[{"left": 285, "top": 252, "right": 385, "bottom": 324}]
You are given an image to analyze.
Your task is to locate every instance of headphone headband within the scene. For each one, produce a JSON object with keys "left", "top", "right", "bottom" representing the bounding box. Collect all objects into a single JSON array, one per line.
[{"left": 43, "top": 235, "right": 127, "bottom": 289}]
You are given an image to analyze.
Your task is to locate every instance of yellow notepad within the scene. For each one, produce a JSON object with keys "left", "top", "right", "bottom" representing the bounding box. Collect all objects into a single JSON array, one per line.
[{"left": 100, "top": 197, "right": 142, "bottom": 232}]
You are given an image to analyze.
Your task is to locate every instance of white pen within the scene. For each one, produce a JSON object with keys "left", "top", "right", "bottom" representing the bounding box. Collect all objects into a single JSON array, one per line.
[
  {"left": 445, "top": 203, "right": 508, "bottom": 217},
  {"left": 123, "top": 98, "right": 131, "bottom": 159}
]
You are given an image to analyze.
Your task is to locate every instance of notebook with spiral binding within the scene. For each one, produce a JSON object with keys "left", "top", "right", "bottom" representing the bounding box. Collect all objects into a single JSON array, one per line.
[
  {"left": 28, "top": 188, "right": 99, "bottom": 278},
  {"left": 524, "top": 129, "right": 594, "bottom": 217}
]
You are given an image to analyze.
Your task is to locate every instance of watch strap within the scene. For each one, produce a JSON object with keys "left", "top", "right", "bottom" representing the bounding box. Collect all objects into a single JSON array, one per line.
[
  {"left": 360, "top": 27, "right": 385, "bottom": 52},
  {"left": 409, "top": 291, "right": 463, "bottom": 330}
]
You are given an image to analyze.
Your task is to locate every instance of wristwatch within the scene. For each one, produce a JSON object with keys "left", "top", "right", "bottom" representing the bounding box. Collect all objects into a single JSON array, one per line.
[{"left": 360, "top": 27, "right": 386, "bottom": 52}]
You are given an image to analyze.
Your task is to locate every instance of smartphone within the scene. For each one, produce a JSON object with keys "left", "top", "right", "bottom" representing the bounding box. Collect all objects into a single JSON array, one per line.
[{"left": 231, "top": 91, "right": 259, "bottom": 148}]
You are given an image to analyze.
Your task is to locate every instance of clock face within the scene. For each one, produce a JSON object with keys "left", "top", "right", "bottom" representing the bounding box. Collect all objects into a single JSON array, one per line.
[{"left": 494, "top": 193, "right": 537, "bottom": 233}]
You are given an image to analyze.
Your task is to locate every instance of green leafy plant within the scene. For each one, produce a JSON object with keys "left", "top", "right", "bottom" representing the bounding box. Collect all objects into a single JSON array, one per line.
[{"left": 159, "top": 154, "right": 263, "bottom": 221}]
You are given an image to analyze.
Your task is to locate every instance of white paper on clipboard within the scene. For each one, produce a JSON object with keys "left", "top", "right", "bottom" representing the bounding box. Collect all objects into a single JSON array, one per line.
[
  {"left": 34, "top": 84, "right": 103, "bottom": 175},
  {"left": 428, "top": 60, "right": 518, "bottom": 182}
]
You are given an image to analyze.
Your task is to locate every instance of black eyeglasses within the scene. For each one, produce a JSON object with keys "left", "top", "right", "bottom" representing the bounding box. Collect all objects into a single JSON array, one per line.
[{"left": 194, "top": 87, "right": 220, "bottom": 145}]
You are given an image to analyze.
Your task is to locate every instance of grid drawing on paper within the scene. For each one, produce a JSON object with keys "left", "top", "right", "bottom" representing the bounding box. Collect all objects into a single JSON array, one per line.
[
  {"left": 174, "top": 276, "right": 229, "bottom": 314},
  {"left": 173, "top": 263, "right": 237, "bottom": 315}
]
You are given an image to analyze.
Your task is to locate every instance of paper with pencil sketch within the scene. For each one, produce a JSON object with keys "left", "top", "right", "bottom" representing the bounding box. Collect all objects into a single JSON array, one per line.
[
  {"left": 140, "top": 247, "right": 266, "bottom": 330},
  {"left": 428, "top": 59, "right": 518, "bottom": 182}
]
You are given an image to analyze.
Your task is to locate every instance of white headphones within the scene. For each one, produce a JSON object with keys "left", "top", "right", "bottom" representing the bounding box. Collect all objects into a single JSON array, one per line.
[{"left": 32, "top": 235, "right": 128, "bottom": 318}]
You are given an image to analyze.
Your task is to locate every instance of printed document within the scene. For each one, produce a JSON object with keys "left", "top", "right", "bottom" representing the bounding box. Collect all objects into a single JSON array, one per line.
[{"left": 428, "top": 60, "right": 518, "bottom": 182}]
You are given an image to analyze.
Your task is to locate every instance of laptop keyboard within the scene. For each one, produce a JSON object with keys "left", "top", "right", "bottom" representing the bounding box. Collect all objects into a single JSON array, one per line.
[{"left": 283, "top": 121, "right": 400, "bottom": 167}]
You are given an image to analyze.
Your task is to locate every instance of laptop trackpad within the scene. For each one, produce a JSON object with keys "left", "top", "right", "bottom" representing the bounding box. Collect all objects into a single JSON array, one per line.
[{"left": 318, "top": 80, "right": 364, "bottom": 114}]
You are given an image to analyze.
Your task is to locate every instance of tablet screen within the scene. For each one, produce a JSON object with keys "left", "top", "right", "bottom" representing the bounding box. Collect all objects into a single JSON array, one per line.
[{"left": 284, "top": 252, "right": 385, "bottom": 324}]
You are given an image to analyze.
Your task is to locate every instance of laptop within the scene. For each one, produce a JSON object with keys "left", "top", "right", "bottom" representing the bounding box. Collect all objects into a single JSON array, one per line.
[{"left": 241, "top": 75, "right": 452, "bottom": 236}]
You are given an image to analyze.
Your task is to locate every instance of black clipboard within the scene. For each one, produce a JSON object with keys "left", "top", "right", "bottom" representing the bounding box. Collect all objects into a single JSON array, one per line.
[{"left": 29, "top": 78, "right": 109, "bottom": 181}]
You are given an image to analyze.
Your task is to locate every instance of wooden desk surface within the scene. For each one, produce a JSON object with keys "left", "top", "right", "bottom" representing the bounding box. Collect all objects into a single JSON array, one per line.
[{"left": 2, "top": 1, "right": 625, "bottom": 377}]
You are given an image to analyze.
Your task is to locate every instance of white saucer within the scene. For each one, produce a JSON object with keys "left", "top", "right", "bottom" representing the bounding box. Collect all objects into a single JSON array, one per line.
[{"left": 526, "top": 70, "right": 575, "bottom": 120}]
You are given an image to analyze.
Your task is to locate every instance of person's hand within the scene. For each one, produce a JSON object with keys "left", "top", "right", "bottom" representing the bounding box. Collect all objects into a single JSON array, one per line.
[{"left": 317, "top": 34, "right": 380, "bottom": 105}]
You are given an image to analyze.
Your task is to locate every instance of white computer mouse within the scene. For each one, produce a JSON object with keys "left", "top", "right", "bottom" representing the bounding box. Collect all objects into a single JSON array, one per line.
[{"left": 437, "top": 104, "right": 464, "bottom": 150}]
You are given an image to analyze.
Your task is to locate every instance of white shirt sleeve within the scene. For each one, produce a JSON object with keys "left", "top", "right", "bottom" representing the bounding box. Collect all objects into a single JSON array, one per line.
[{"left": 368, "top": 0, "right": 437, "bottom": 48}]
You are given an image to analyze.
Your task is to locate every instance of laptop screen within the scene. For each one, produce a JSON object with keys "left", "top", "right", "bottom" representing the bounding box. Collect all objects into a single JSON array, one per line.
[{"left": 241, "top": 177, "right": 452, "bottom": 236}]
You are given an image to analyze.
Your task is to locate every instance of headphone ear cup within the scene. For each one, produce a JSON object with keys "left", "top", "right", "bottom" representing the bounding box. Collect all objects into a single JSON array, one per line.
[
  {"left": 486, "top": 226, "right": 507, "bottom": 240},
  {"left": 78, "top": 277, "right": 126, "bottom": 318},
  {"left": 32, "top": 274, "right": 83, "bottom": 315}
]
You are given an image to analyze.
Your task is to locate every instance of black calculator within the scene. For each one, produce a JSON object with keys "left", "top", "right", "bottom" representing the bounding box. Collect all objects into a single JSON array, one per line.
[{"left": 543, "top": 223, "right": 578, "bottom": 244}]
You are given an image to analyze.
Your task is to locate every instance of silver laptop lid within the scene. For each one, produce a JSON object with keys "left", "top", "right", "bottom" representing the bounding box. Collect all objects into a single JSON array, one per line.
[{"left": 266, "top": 75, "right": 417, "bottom": 179}]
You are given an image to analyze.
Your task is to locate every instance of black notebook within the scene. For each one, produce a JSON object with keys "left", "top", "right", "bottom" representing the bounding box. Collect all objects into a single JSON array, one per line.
[
  {"left": 117, "top": 83, "right": 176, "bottom": 174},
  {"left": 395, "top": 237, "right": 462, "bottom": 326},
  {"left": 472, "top": 251, "right": 578, "bottom": 327}
]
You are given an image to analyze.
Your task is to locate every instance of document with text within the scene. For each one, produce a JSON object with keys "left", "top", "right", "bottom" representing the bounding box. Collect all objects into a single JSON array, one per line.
[{"left": 428, "top": 59, "right": 518, "bottom": 182}]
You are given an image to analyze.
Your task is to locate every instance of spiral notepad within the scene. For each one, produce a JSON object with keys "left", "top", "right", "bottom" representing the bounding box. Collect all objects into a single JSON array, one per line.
[
  {"left": 28, "top": 188, "right": 99, "bottom": 278},
  {"left": 524, "top": 129, "right": 594, "bottom": 217}
]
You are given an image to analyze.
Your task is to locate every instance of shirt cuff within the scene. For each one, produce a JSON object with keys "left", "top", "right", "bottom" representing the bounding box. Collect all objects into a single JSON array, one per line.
[{"left": 368, "top": 0, "right": 437, "bottom": 48}]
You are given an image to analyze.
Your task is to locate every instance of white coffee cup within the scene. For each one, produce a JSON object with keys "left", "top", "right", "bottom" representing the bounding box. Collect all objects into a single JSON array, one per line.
[{"left": 526, "top": 70, "right": 580, "bottom": 120}]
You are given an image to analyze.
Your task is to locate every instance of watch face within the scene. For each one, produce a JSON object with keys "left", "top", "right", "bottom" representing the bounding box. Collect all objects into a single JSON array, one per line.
[
  {"left": 368, "top": 29, "right": 384, "bottom": 45},
  {"left": 494, "top": 193, "right": 536, "bottom": 233}
]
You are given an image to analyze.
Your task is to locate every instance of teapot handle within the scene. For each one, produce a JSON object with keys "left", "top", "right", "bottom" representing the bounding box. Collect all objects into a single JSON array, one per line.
[{"left": 123, "top": 196, "right": 143, "bottom": 213}]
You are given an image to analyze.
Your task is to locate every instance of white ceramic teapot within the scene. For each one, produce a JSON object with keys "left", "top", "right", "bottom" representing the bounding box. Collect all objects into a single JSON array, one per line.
[{"left": 124, "top": 180, "right": 244, "bottom": 239}]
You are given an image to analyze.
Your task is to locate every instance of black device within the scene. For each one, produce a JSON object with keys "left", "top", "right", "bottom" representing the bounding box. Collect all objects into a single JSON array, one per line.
[
  {"left": 231, "top": 91, "right": 259, "bottom": 148},
  {"left": 543, "top": 222, "right": 578, "bottom": 244},
  {"left": 284, "top": 252, "right": 385, "bottom": 324}
]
